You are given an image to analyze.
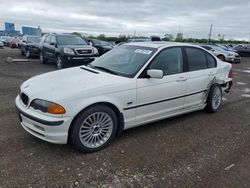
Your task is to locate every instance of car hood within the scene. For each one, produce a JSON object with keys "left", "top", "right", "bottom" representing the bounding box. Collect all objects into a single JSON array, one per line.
[{"left": 20, "top": 66, "right": 132, "bottom": 103}]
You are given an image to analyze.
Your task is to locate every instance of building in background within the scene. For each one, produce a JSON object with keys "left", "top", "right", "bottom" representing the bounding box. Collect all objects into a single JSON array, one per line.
[
  {"left": 5, "top": 22, "right": 15, "bottom": 32},
  {"left": 22, "top": 26, "right": 42, "bottom": 36},
  {"left": 0, "top": 22, "right": 20, "bottom": 36}
]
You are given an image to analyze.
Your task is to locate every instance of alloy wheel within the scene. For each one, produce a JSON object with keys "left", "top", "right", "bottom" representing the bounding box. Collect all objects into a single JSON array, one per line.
[{"left": 79, "top": 112, "right": 113, "bottom": 149}]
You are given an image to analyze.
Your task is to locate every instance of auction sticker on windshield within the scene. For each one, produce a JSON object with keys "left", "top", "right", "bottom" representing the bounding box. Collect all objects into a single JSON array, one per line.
[{"left": 134, "top": 49, "right": 152, "bottom": 55}]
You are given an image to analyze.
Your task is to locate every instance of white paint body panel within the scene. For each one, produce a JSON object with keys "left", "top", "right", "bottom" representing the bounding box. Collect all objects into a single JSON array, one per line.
[{"left": 15, "top": 42, "right": 232, "bottom": 144}]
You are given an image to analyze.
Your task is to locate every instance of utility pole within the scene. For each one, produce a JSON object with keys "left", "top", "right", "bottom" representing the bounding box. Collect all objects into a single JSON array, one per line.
[
  {"left": 208, "top": 24, "right": 213, "bottom": 43},
  {"left": 133, "top": 30, "right": 136, "bottom": 39}
]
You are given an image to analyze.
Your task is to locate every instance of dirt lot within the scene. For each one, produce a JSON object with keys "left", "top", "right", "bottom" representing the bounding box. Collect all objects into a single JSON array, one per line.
[{"left": 0, "top": 48, "right": 250, "bottom": 187}]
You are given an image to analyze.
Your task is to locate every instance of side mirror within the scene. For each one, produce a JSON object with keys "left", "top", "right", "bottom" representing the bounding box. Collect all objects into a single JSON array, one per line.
[{"left": 147, "top": 69, "right": 163, "bottom": 79}]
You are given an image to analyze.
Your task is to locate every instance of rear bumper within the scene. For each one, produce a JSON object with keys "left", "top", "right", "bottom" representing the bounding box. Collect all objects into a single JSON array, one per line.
[{"left": 15, "top": 96, "right": 73, "bottom": 144}]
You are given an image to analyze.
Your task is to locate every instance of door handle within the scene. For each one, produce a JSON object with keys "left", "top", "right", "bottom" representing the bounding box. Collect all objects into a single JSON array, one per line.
[{"left": 177, "top": 77, "right": 187, "bottom": 82}]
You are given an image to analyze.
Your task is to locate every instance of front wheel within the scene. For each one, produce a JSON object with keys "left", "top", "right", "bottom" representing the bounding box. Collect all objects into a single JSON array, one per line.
[
  {"left": 70, "top": 105, "right": 118, "bottom": 152},
  {"left": 56, "top": 55, "right": 64, "bottom": 69},
  {"left": 205, "top": 84, "right": 222, "bottom": 113},
  {"left": 218, "top": 55, "right": 225, "bottom": 61},
  {"left": 25, "top": 49, "right": 31, "bottom": 58}
]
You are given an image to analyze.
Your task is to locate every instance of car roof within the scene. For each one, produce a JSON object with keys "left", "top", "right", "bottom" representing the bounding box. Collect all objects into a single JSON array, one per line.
[{"left": 124, "top": 41, "right": 199, "bottom": 49}]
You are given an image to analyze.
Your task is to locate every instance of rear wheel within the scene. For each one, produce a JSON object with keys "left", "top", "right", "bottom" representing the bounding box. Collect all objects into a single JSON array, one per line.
[
  {"left": 40, "top": 52, "right": 47, "bottom": 64},
  {"left": 205, "top": 84, "right": 222, "bottom": 113},
  {"left": 70, "top": 105, "right": 118, "bottom": 152}
]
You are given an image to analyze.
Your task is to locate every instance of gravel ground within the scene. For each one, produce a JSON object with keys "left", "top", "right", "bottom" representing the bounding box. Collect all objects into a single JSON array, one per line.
[{"left": 0, "top": 48, "right": 250, "bottom": 187}]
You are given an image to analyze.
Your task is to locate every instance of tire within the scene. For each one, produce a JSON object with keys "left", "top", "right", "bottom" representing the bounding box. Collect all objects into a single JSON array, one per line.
[
  {"left": 25, "top": 49, "right": 31, "bottom": 58},
  {"left": 217, "top": 55, "right": 225, "bottom": 61},
  {"left": 40, "top": 52, "right": 48, "bottom": 64},
  {"left": 56, "top": 55, "right": 64, "bottom": 69},
  {"left": 205, "top": 84, "right": 222, "bottom": 113},
  {"left": 70, "top": 105, "right": 118, "bottom": 153}
]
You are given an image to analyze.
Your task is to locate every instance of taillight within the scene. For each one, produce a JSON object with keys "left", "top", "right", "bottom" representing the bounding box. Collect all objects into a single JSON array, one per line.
[{"left": 228, "top": 68, "right": 233, "bottom": 78}]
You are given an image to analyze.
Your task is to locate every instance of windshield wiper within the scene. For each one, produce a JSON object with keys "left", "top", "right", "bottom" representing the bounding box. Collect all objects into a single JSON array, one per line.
[{"left": 88, "top": 65, "right": 118, "bottom": 75}]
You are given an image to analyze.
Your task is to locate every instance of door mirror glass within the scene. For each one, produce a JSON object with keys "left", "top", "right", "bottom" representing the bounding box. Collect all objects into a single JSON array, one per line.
[{"left": 147, "top": 69, "right": 163, "bottom": 79}]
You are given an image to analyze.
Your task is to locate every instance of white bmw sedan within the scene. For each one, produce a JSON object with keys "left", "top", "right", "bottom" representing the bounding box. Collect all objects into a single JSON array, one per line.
[{"left": 16, "top": 42, "right": 233, "bottom": 152}]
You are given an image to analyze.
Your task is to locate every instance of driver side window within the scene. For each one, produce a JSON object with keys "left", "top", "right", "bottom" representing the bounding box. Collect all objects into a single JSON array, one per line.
[{"left": 150, "top": 48, "right": 183, "bottom": 76}]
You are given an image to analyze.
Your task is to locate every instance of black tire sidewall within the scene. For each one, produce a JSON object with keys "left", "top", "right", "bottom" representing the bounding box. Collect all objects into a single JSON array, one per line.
[
  {"left": 70, "top": 105, "right": 118, "bottom": 153},
  {"left": 205, "top": 84, "right": 222, "bottom": 113},
  {"left": 26, "top": 49, "right": 30, "bottom": 58},
  {"left": 56, "top": 55, "right": 64, "bottom": 69}
]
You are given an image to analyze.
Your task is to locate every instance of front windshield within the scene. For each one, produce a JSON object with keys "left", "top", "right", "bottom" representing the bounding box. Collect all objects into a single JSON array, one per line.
[
  {"left": 57, "top": 36, "right": 87, "bottom": 45},
  {"left": 27, "top": 37, "right": 41, "bottom": 43},
  {"left": 90, "top": 45, "right": 157, "bottom": 78}
]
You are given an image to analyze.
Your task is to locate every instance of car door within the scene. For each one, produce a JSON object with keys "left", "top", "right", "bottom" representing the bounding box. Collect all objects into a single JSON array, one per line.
[
  {"left": 43, "top": 35, "right": 52, "bottom": 59},
  {"left": 47, "top": 35, "right": 57, "bottom": 60},
  {"left": 135, "top": 47, "right": 187, "bottom": 124},
  {"left": 184, "top": 47, "right": 217, "bottom": 108}
]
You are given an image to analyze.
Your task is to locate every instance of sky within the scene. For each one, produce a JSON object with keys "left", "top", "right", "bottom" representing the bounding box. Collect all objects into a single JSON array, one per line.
[{"left": 0, "top": 0, "right": 250, "bottom": 40}]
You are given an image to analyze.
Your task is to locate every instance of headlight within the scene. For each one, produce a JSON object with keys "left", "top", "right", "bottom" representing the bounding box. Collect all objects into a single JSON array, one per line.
[
  {"left": 63, "top": 47, "right": 75, "bottom": 55},
  {"left": 30, "top": 99, "right": 66, "bottom": 114},
  {"left": 93, "top": 47, "right": 99, "bottom": 55},
  {"left": 228, "top": 53, "right": 234, "bottom": 56}
]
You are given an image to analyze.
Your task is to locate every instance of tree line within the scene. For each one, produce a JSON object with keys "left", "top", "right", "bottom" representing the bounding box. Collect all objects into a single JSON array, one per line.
[{"left": 72, "top": 32, "right": 249, "bottom": 44}]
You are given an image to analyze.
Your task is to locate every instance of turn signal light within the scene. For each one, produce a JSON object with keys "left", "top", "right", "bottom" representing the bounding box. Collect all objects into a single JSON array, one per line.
[{"left": 47, "top": 103, "right": 66, "bottom": 114}]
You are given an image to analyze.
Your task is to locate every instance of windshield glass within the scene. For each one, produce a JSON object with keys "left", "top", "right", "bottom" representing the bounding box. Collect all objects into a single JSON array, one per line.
[
  {"left": 27, "top": 36, "right": 41, "bottom": 43},
  {"left": 90, "top": 45, "right": 157, "bottom": 78},
  {"left": 57, "top": 36, "right": 87, "bottom": 45}
]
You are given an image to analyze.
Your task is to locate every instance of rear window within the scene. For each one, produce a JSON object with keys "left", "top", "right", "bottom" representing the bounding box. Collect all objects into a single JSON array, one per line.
[{"left": 186, "top": 48, "right": 207, "bottom": 71}]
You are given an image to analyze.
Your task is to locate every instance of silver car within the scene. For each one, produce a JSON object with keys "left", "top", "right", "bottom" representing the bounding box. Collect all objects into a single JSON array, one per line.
[{"left": 201, "top": 45, "right": 241, "bottom": 63}]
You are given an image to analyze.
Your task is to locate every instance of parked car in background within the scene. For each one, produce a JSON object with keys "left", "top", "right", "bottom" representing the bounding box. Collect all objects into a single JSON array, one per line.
[
  {"left": 0, "top": 41, "right": 4, "bottom": 49},
  {"left": 16, "top": 42, "right": 233, "bottom": 152},
  {"left": 201, "top": 45, "right": 241, "bottom": 63},
  {"left": 212, "top": 44, "right": 237, "bottom": 52},
  {"left": 150, "top": 35, "right": 162, "bottom": 41},
  {"left": 235, "top": 45, "right": 250, "bottom": 57},
  {"left": 3, "top": 37, "right": 13, "bottom": 47},
  {"left": 127, "top": 38, "right": 151, "bottom": 43},
  {"left": 0, "top": 36, "right": 11, "bottom": 43},
  {"left": 87, "top": 38, "right": 114, "bottom": 56},
  {"left": 9, "top": 37, "right": 22, "bottom": 48},
  {"left": 20, "top": 35, "right": 41, "bottom": 57},
  {"left": 39, "top": 33, "right": 98, "bottom": 69}
]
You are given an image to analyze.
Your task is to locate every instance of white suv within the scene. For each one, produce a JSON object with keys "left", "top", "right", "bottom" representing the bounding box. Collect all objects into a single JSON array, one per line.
[{"left": 16, "top": 42, "right": 233, "bottom": 152}]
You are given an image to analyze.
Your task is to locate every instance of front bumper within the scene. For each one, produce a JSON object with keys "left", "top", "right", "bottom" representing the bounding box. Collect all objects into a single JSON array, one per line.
[
  {"left": 62, "top": 55, "right": 96, "bottom": 67},
  {"left": 225, "top": 56, "right": 241, "bottom": 63},
  {"left": 15, "top": 96, "right": 73, "bottom": 144}
]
